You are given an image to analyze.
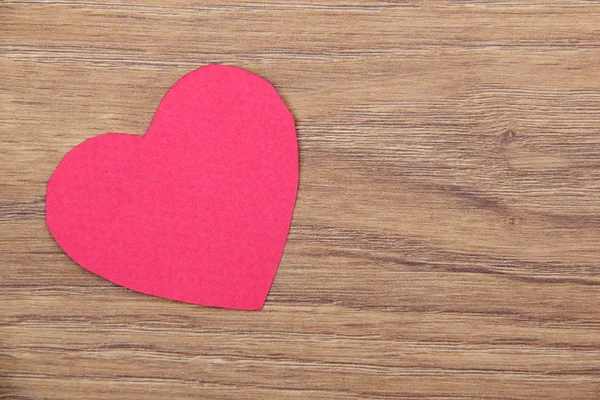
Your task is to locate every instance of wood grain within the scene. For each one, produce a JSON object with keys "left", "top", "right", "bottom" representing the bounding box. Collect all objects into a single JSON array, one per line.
[{"left": 1, "top": 1, "right": 599, "bottom": 399}]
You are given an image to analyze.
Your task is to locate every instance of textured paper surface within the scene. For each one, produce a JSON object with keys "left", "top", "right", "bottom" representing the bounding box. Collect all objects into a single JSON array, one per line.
[{"left": 46, "top": 65, "right": 298, "bottom": 310}]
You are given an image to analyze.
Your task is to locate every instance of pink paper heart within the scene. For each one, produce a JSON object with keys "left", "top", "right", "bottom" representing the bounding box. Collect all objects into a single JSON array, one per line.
[{"left": 46, "top": 65, "right": 298, "bottom": 310}]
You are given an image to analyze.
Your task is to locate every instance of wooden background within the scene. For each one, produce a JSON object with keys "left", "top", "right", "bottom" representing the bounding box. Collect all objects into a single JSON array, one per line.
[{"left": 2, "top": 1, "right": 599, "bottom": 398}]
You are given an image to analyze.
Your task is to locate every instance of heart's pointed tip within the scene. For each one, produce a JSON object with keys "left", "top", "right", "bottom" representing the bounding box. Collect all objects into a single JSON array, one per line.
[
  {"left": 174, "top": 293, "right": 267, "bottom": 311},
  {"left": 172, "top": 297, "right": 266, "bottom": 312},
  {"left": 171, "top": 300, "right": 265, "bottom": 311},
  {"left": 81, "top": 266, "right": 270, "bottom": 311}
]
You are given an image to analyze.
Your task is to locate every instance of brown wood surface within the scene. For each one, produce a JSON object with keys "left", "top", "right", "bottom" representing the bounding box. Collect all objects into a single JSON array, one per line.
[{"left": 2, "top": 1, "right": 600, "bottom": 399}]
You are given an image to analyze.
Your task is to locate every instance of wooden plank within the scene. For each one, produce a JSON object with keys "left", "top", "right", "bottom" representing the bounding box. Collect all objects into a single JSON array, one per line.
[{"left": 2, "top": 1, "right": 599, "bottom": 398}]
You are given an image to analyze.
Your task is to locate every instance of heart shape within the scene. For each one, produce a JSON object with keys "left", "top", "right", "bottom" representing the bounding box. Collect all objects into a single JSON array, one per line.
[{"left": 46, "top": 65, "right": 298, "bottom": 310}]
